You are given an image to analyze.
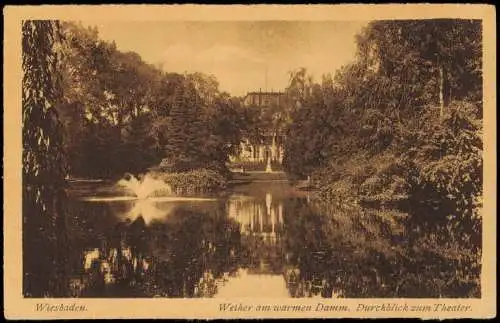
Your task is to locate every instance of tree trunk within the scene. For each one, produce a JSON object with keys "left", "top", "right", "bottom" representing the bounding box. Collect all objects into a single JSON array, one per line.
[{"left": 439, "top": 63, "right": 445, "bottom": 120}]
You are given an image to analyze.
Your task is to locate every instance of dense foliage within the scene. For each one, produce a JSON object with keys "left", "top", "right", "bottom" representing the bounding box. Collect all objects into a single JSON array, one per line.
[
  {"left": 22, "top": 20, "right": 70, "bottom": 297},
  {"left": 152, "top": 168, "right": 228, "bottom": 195},
  {"left": 22, "top": 21, "right": 245, "bottom": 296},
  {"left": 58, "top": 22, "right": 244, "bottom": 178},
  {"left": 283, "top": 19, "right": 483, "bottom": 297}
]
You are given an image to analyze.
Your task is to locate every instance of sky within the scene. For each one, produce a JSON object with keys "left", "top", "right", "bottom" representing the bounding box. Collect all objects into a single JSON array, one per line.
[{"left": 83, "top": 21, "right": 368, "bottom": 96}]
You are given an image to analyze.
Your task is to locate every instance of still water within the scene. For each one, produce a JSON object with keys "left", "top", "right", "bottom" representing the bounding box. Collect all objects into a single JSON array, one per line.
[{"left": 65, "top": 178, "right": 412, "bottom": 298}]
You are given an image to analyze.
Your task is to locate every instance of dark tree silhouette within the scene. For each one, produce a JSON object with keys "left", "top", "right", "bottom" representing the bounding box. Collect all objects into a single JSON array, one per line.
[{"left": 22, "top": 20, "right": 69, "bottom": 297}]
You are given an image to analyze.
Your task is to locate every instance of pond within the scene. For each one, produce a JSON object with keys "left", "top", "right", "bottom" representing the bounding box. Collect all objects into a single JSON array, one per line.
[{"left": 63, "top": 176, "right": 472, "bottom": 298}]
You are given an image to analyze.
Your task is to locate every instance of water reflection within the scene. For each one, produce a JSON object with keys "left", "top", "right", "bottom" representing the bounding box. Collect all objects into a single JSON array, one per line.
[
  {"left": 121, "top": 200, "right": 170, "bottom": 224},
  {"left": 215, "top": 192, "right": 290, "bottom": 297},
  {"left": 214, "top": 268, "right": 289, "bottom": 298},
  {"left": 66, "top": 180, "right": 428, "bottom": 298},
  {"left": 66, "top": 184, "right": 347, "bottom": 298},
  {"left": 227, "top": 193, "right": 284, "bottom": 242},
  {"left": 69, "top": 202, "right": 241, "bottom": 297}
]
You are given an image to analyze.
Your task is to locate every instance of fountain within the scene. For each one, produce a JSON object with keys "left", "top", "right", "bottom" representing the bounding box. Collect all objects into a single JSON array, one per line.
[
  {"left": 79, "top": 172, "right": 217, "bottom": 203},
  {"left": 117, "top": 173, "right": 172, "bottom": 199}
]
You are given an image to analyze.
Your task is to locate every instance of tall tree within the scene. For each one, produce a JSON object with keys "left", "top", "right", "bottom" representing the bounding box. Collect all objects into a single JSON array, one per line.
[
  {"left": 59, "top": 22, "right": 165, "bottom": 177},
  {"left": 283, "top": 69, "right": 344, "bottom": 179},
  {"left": 22, "top": 20, "right": 69, "bottom": 297},
  {"left": 163, "top": 79, "right": 206, "bottom": 171}
]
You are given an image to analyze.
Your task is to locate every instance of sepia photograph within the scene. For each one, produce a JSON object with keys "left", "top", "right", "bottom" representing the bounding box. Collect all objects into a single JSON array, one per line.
[{"left": 4, "top": 4, "right": 496, "bottom": 319}]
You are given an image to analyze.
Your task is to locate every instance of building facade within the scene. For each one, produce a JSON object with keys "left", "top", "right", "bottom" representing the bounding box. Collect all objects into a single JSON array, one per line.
[
  {"left": 243, "top": 91, "right": 286, "bottom": 107},
  {"left": 230, "top": 90, "right": 287, "bottom": 168},
  {"left": 236, "top": 136, "right": 284, "bottom": 164}
]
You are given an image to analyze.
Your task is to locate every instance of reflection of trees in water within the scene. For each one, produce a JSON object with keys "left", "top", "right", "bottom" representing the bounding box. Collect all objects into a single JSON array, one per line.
[
  {"left": 70, "top": 206, "right": 241, "bottom": 297},
  {"left": 281, "top": 197, "right": 476, "bottom": 298},
  {"left": 281, "top": 197, "right": 406, "bottom": 298},
  {"left": 67, "top": 193, "right": 471, "bottom": 298},
  {"left": 226, "top": 194, "right": 286, "bottom": 275},
  {"left": 239, "top": 234, "right": 285, "bottom": 275},
  {"left": 147, "top": 209, "right": 241, "bottom": 297},
  {"left": 281, "top": 198, "right": 337, "bottom": 298}
]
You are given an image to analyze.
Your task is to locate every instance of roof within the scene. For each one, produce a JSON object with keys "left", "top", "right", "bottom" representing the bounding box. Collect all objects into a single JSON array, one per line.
[{"left": 245, "top": 91, "right": 285, "bottom": 96}]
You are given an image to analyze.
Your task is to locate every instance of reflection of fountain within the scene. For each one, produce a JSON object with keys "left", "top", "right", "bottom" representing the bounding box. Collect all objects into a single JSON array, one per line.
[
  {"left": 117, "top": 173, "right": 172, "bottom": 199},
  {"left": 124, "top": 199, "right": 177, "bottom": 224}
]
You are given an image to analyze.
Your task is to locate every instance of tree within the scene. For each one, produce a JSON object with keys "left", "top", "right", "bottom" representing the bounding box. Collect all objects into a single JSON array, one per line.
[
  {"left": 203, "top": 93, "right": 244, "bottom": 173},
  {"left": 283, "top": 20, "right": 483, "bottom": 226},
  {"left": 281, "top": 19, "right": 483, "bottom": 297},
  {"left": 163, "top": 79, "right": 207, "bottom": 171},
  {"left": 58, "top": 22, "right": 166, "bottom": 177},
  {"left": 57, "top": 23, "right": 244, "bottom": 178},
  {"left": 22, "top": 20, "right": 69, "bottom": 297},
  {"left": 353, "top": 20, "right": 482, "bottom": 123},
  {"left": 283, "top": 69, "right": 345, "bottom": 179}
]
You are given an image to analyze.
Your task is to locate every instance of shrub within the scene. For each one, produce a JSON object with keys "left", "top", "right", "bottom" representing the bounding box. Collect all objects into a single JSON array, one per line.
[
  {"left": 403, "top": 101, "right": 482, "bottom": 240},
  {"left": 153, "top": 168, "right": 227, "bottom": 195},
  {"left": 317, "top": 179, "right": 359, "bottom": 214}
]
